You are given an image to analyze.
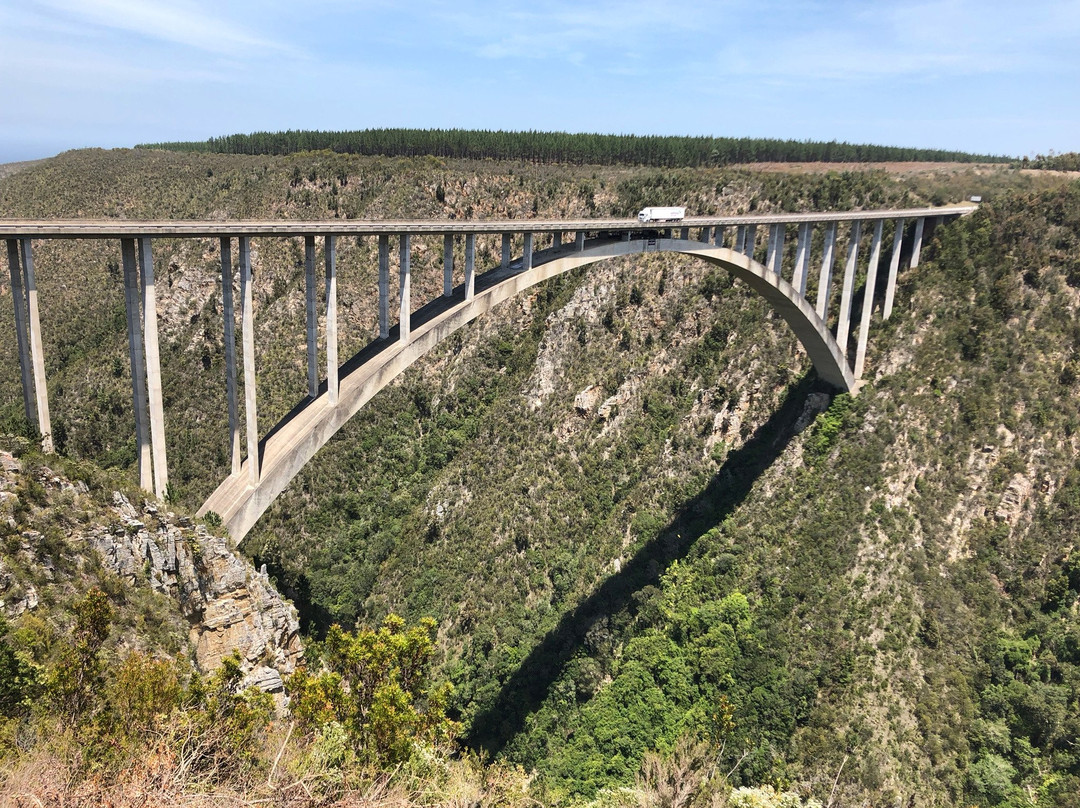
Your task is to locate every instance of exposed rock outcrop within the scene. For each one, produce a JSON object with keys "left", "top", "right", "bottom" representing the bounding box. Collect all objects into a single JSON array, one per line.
[{"left": 0, "top": 449, "right": 302, "bottom": 691}]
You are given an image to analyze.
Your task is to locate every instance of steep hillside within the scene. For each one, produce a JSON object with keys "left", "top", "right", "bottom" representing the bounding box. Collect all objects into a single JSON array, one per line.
[{"left": 2, "top": 150, "right": 1079, "bottom": 806}]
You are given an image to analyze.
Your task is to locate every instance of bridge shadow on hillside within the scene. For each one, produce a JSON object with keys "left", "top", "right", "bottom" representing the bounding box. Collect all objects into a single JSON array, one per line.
[{"left": 464, "top": 372, "right": 833, "bottom": 757}]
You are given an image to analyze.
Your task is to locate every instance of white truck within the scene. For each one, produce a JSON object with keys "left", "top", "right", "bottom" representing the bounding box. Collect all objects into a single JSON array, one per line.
[{"left": 638, "top": 206, "right": 686, "bottom": 223}]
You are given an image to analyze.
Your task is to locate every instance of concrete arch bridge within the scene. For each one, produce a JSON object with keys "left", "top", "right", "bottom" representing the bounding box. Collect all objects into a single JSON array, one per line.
[{"left": 2, "top": 205, "right": 975, "bottom": 541}]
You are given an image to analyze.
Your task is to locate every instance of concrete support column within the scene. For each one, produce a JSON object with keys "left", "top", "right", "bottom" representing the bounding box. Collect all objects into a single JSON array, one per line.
[
  {"left": 700, "top": 226, "right": 711, "bottom": 243},
  {"left": 622, "top": 231, "right": 631, "bottom": 242},
  {"left": 220, "top": 238, "right": 241, "bottom": 477},
  {"left": 5, "top": 240, "right": 34, "bottom": 424},
  {"left": 136, "top": 239, "right": 167, "bottom": 498},
  {"left": 465, "top": 233, "right": 475, "bottom": 300},
  {"left": 714, "top": 226, "right": 726, "bottom": 247},
  {"left": 325, "top": 235, "right": 338, "bottom": 405},
  {"left": 745, "top": 224, "right": 757, "bottom": 259},
  {"left": 239, "top": 236, "right": 259, "bottom": 486},
  {"left": 854, "top": 220, "right": 884, "bottom": 378},
  {"left": 501, "top": 234, "right": 511, "bottom": 269},
  {"left": 766, "top": 224, "right": 785, "bottom": 275},
  {"left": 523, "top": 233, "right": 533, "bottom": 271},
  {"left": 734, "top": 226, "right": 746, "bottom": 254},
  {"left": 304, "top": 235, "right": 318, "bottom": 399},
  {"left": 792, "top": 222, "right": 812, "bottom": 297},
  {"left": 378, "top": 234, "right": 389, "bottom": 339},
  {"left": 882, "top": 219, "right": 905, "bottom": 320},
  {"left": 121, "top": 238, "right": 151, "bottom": 491},
  {"left": 575, "top": 231, "right": 586, "bottom": 251},
  {"left": 553, "top": 231, "right": 563, "bottom": 248},
  {"left": 910, "top": 217, "right": 926, "bottom": 268},
  {"left": 18, "top": 241, "right": 51, "bottom": 452},
  {"left": 815, "top": 222, "right": 838, "bottom": 319},
  {"left": 836, "top": 221, "right": 863, "bottom": 351},
  {"left": 679, "top": 226, "right": 690, "bottom": 240},
  {"left": 399, "top": 235, "right": 411, "bottom": 343},
  {"left": 443, "top": 234, "right": 454, "bottom": 298}
]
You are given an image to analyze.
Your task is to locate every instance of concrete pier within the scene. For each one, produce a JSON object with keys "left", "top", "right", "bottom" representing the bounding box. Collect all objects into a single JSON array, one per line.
[
  {"left": 816, "top": 222, "right": 838, "bottom": 319},
  {"left": 325, "top": 235, "right": 338, "bottom": 405},
  {"left": 911, "top": 217, "right": 925, "bottom": 268},
  {"left": 576, "top": 232, "right": 586, "bottom": 251},
  {"left": 836, "top": 222, "right": 862, "bottom": 351},
  {"left": 502, "top": 234, "right": 511, "bottom": 269},
  {"left": 766, "top": 224, "right": 785, "bottom": 275},
  {"left": 883, "top": 219, "right": 905, "bottom": 320},
  {"left": 523, "top": 233, "right": 533, "bottom": 272},
  {"left": 138, "top": 238, "right": 167, "bottom": 498},
  {"left": 700, "top": 226, "right": 711, "bottom": 243},
  {"left": 304, "top": 236, "right": 318, "bottom": 399},
  {"left": 553, "top": 231, "right": 563, "bottom": 248},
  {"left": 399, "top": 235, "right": 411, "bottom": 343},
  {"left": 120, "top": 238, "right": 151, "bottom": 491},
  {"left": 465, "top": 234, "right": 476, "bottom": 300},
  {"left": 792, "top": 222, "right": 811, "bottom": 296},
  {"left": 18, "top": 242, "right": 51, "bottom": 452},
  {"left": 734, "top": 226, "right": 746, "bottom": 254},
  {"left": 443, "top": 234, "right": 454, "bottom": 297},
  {"left": 239, "top": 236, "right": 258, "bottom": 486},
  {"left": 220, "top": 238, "right": 241, "bottom": 476},
  {"left": 378, "top": 235, "right": 389, "bottom": 339},
  {"left": 5, "top": 240, "right": 34, "bottom": 424},
  {"left": 854, "top": 220, "right": 884, "bottom": 378},
  {"left": 714, "top": 226, "right": 726, "bottom": 247},
  {"left": 745, "top": 224, "right": 757, "bottom": 259}
]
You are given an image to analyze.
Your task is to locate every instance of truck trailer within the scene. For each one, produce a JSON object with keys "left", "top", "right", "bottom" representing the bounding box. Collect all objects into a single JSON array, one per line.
[{"left": 637, "top": 206, "right": 686, "bottom": 223}]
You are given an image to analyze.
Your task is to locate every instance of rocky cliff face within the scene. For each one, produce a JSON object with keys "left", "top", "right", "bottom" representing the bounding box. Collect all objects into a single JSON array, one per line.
[{"left": 0, "top": 447, "right": 301, "bottom": 692}]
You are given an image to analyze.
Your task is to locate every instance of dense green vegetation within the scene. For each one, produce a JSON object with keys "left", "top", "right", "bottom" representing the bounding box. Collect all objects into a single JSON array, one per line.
[
  {"left": 2, "top": 149, "right": 1080, "bottom": 806},
  {"left": 137, "top": 128, "right": 1012, "bottom": 167}
]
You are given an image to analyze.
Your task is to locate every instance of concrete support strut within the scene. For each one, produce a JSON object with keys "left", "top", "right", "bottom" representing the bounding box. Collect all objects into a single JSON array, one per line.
[
  {"left": 6, "top": 239, "right": 34, "bottom": 425},
  {"left": 378, "top": 235, "right": 389, "bottom": 339},
  {"left": 501, "top": 234, "right": 511, "bottom": 269},
  {"left": 18, "top": 241, "right": 51, "bottom": 452},
  {"left": 399, "top": 235, "right": 411, "bottom": 343},
  {"left": 304, "top": 236, "right": 318, "bottom": 399},
  {"left": 883, "top": 219, "right": 905, "bottom": 320},
  {"left": 120, "top": 238, "right": 151, "bottom": 491},
  {"left": 575, "top": 231, "right": 585, "bottom": 251},
  {"left": 325, "top": 235, "right": 338, "bottom": 405},
  {"left": 854, "top": 220, "right": 885, "bottom": 379},
  {"left": 836, "top": 221, "right": 862, "bottom": 352},
  {"left": 465, "top": 234, "right": 476, "bottom": 300},
  {"left": 714, "top": 226, "right": 727, "bottom": 248},
  {"left": 792, "top": 222, "right": 811, "bottom": 297},
  {"left": 239, "top": 236, "right": 259, "bottom": 486},
  {"left": 766, "top": 224, "right": 785, "bottom": 276},
  {"left": 744, "top": 224, "right": 757, "bottom": 259},
  {"left": 523, "top": 233, "right": 533, "bottom": 272},
  {"left": 816, "top": 222, "right": 838, "bottom": 319},
  {"left": 138, "top": 238, "right": 168, "bottom": 499},
  {"left": 443, "top": 234, "right": 454, "bottom": 298},
  {"left": 220, "top": 238, "right": 241, "bottom": 476},
  {"left": 910, "top": 217, "right": 925, "bottom": 268},
  {"left": 734, "top": 226, "right": 746, "bottom": 255}
]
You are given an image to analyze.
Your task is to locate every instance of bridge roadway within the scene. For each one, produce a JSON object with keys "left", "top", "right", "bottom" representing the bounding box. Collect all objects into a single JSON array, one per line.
[
  {"left": 4, "top": 205, "right": 976, "bottom": 541},
  {"left": 0, "top": 205, "right": 974, "bottom": 238}
]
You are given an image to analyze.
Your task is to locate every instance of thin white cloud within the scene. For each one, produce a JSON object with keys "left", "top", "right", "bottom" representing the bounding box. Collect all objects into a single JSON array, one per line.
[{"left": 31, "top": 0, "right": 294, "bottom": 56}]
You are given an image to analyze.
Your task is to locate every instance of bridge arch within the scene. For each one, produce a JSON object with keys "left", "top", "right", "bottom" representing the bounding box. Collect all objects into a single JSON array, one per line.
[{"left": 198, "top": 235, "right": 853, "bottom": 541}]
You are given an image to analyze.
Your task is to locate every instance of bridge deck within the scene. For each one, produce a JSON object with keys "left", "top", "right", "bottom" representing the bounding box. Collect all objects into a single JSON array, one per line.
[{"left": 0, "top": 205, "right": 976, "bottom": 238}]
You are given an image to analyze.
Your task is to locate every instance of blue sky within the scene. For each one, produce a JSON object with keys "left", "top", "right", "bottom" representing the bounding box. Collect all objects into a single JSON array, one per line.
[{"left": 1, "top": 0, "right": 1078, "bottom": 163}]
